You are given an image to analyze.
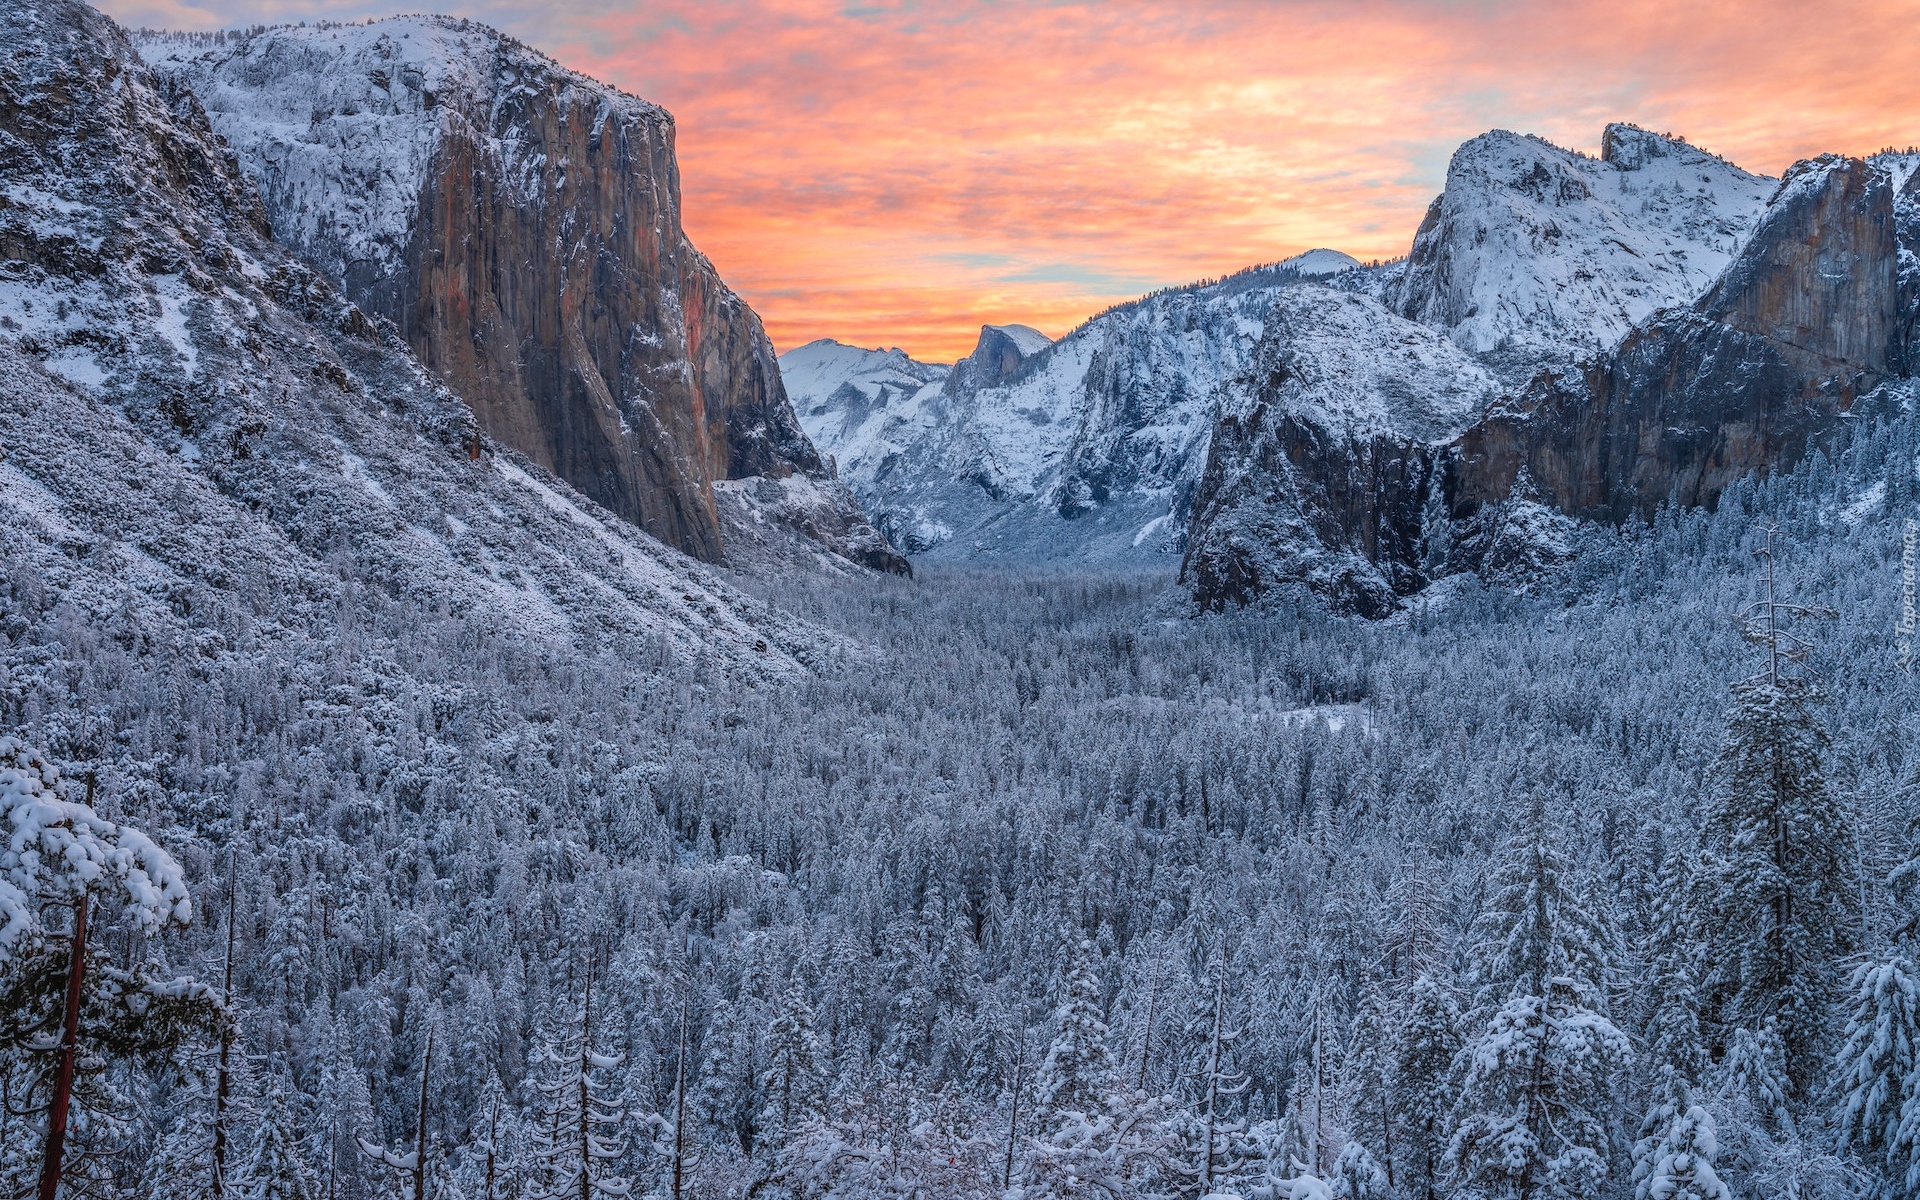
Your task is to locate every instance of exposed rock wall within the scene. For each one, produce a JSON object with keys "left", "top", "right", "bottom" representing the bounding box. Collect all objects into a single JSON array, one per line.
[
  {"left": 141, "top": 20, "right": 892, "bottom": 571},
  {"left": 1451, "top": 154, "right": 1898, "bottom": 524}
]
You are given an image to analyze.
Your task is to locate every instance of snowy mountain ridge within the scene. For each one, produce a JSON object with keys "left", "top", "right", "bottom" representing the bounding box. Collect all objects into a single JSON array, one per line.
[
  {"left": 785, "top": 255, "right": 1384, "bottom": 560},
  {"left": 1383, "top": 123, "right": 1776, "bottom": 382}
]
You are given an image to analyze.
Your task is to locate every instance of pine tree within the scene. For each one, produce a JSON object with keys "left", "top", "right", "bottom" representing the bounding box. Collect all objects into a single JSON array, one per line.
[
  {"left": 1631, "top": 1070, "right": 1730, "bottom": 1200},
  {"left": 1695, "top": 528, "right": 1854, "bottom": 1094},
  {"left": 755, "top": 980, "right": 824, "bottom": 1154},
  {"left": 524, "top": 967, "right": 630, "bottom": 1200},
  {"left": 1834, "top": 954, "right": 1920, "bottom": 1197},
  {"left": 1391, "top": 974, "right": 1459, "bottom": 1200},
  {"left": 1327, "top": 1141, "right": 1387, "bottom": 1200},
  {"left": 1447, "top": 797, "right": 1630, "bottom": 1200},
  {"left": 239, "top": 1067, "right": 318, "bottom": 1200},
  {"left": 1036, "top": 941, "right": 1117, "bottom": 1123}
]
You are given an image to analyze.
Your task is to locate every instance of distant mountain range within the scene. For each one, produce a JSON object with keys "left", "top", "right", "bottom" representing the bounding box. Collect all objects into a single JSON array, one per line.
[
  {"left": 786, "top": 124, "right": 1920, "bottom": 613},
  {"left": 3, "top": 0, "right": 1915, "bottom": 622}
]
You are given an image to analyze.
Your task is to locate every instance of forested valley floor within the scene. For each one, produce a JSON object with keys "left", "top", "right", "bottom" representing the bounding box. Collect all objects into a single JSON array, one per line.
[{"left": 6, "top": 408, "right": 1920, "bottom": 1200}]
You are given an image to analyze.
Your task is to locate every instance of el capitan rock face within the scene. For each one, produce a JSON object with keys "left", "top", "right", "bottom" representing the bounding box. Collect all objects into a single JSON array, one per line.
[{"left": 141, "top": 19, "right": 884, "bottom": 570}]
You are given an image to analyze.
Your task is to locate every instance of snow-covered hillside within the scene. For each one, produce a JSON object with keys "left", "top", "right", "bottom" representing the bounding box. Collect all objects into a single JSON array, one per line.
[
  {"left": 783, "top": 255, "right": 1383, "bottom": 561},
  {"left": 1383, "top": 123, "right": 1775, "bottom": 381},
  {"left": 3, "top": 0, "right": 824, "bottom": 678}
]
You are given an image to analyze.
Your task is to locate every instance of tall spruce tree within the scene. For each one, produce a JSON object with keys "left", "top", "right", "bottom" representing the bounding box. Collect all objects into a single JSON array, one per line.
[
  {"left": 1695, "top": 527, "right": 1854, "bottom": 1095},
  {"left": 1447, "top": 795, "right": 1630, "bottom": 1200}
]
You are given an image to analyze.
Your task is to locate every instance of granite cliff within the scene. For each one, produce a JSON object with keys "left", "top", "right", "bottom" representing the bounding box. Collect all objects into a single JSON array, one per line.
[{"left": 140, "top": 19, "right": 904, "bottom": 573}]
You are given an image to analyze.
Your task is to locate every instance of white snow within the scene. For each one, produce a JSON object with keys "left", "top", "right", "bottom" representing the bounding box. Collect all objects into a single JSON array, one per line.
[
  {"left": 1385, "top": 124, "right": 1775, "bottom": 377},
  {"left": 1240, "top": 286, "right": 1499, "bottom": 442},
  {"left": 1278, "top": 248, "right": 1361, "bottom": 277},
  {"left": 990, "top": 323, "right": 1053, "bottom": 355}
]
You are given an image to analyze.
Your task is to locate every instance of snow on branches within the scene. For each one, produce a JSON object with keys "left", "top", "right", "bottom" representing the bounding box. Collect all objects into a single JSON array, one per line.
[{"left": 0, "top": 736, "right": 193, "bottom": 961}]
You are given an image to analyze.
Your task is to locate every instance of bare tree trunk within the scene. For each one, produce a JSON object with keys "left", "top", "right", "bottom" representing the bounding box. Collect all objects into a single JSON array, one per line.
[
  {"left": 415, "top": 1029, "right": 433, "bottom": 1200},
  {"left": 36, "top": 895, "right": 89, "bottom": 1200},
  {"left": 1002, "top": 1006, "right": 1027, "bottom": 1190},
  {"left": 214, "top": 853, "right": 238, "bottom": 1199},
  {"left": 673, "top": 991, "right": 691, "bottom": 1200},
  {"left": 581, "top": 958, "right": 594, "bottom": 1200}
]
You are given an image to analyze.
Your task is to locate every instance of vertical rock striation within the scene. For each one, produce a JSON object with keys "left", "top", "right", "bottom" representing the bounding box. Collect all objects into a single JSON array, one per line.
[{"left": 141, "top": 19, "right": 899, "bottom": 571}]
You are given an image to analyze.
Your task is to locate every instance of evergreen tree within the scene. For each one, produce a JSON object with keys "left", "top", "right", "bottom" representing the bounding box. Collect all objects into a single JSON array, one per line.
[
  {"left": 524, "top": 972, "right": 631, "bottom": 1200},
  {"left": 239, "top": 1067, "right": 318, "bottom": 1200},
  {"left": 1036, "top": 941, "right": 1117, "bottom": 1124},
  {"left": 1447, "top": 797, "right": 1630, "bottom": 1200},
  {"left": 756, "top": 980, "right": 825, "bottom": 1154},
  {"left": 1834, "top": 954, "right": 1920, "bottom": 1197},
  {"left": 1327, "top": 1141, "right": 1388, "bottom": 1200},
  {"left": 1631, "top": 1070, "right": 1730, "bottom": 1200},
  {"left": 1391, "top": 974, "right": 1459, "bottom": 1200},
  {"left": 1695, "top": 530, "right": 1854, "bottom": 1094}
]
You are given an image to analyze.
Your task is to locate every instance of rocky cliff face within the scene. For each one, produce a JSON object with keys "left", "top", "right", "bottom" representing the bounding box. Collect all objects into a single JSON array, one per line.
[
  {"left": 1451, "top": 153, "right": 1900, "bottom": 524},
  {"left": 1180, "top": 288, "right": 1498, "bottom": 615},
  {"left": 140, "top": 19, "right": 900, "bottom": 573},
  {"left": 0, "top": 0, "right": 828, "bottom": 676}
]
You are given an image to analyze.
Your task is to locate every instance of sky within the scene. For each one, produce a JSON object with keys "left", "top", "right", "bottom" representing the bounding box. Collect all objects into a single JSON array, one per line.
[{"left": 102, "top": 0, "right": 1920, "bottom": 362}]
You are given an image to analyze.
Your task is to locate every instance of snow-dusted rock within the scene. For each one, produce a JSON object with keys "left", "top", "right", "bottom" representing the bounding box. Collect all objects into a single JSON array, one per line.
[
  {"left": 1181, "top": 288, "right": 1497, "bottom": 614},
  {"left": 1384, "top": 124, "right": 1774, "bottom": 382},
  {"left": 138, "top": 17, "right": 895, "bottom": 573}
]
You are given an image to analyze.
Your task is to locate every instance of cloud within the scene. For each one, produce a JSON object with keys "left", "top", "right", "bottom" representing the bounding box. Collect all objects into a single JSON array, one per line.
[{"left": 101, "top": 0, "right": 1920, "bottom": 361}]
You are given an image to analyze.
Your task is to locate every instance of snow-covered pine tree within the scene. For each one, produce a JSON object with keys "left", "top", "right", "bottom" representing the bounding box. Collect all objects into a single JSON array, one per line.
[
  {"left": 1186, "top": 954, "right": 1248, "bottom": 1198},
  {"left": 1327, "top": 1140, "right": 1388, "bottom": 1200},
  {"left": 1642, "top": 848, "right": 1709, "bottom": 1087},
  {"left": 1447, "top": 794, "right": 1630, "bottom": 1200},
  {"left": 1834, "top": 953, "right": 1920, "bottom": 1197},
  {"left": 1339, "top": 992, "right": 1396, "bottom": 1192},
  {"left": 238, "top": 1064, "right": 318, "bottom": 1200},
  {"left": 1391, "top": 974, "right": 1459, "bottom": 1200},
  {"left": 1036, "top": 940, "right": 1117, "bottom": 1123},
  {"left": 1021, "top": 939, "right": 1179, "bottom": 1200},
  {"left": 1695, "top": 527, "right": 1854, "bottom": 1094},
  {"left": 756, "top": 979, "right": 825, "bottom": 1157},
  {"left": 524, "top": 965, "right": 631, "bottom": 1200},
  {"left": 1631, "top": 1069, "right": 1731, "bottom": 1200},
  {"left": 0, "top": 737, "right": 221, "bottom": 1200}
]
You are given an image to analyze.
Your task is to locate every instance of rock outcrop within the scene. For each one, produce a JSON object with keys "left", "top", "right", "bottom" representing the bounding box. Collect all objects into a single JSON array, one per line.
[
  {"left": 140, "top": 19, "right": 900, "bottom": 572},
  {"left": 1180, "top": 288, "right": 1498, "bottom": 615},
  {"left": 1450, "top": 153, "right": 1900, "bottom": 523},
  {"left": 1184, "top": 145, "right": 1913, "bottom": 615}
]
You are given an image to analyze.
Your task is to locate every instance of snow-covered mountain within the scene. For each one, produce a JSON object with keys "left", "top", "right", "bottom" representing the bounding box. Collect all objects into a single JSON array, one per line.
[
  {"left": 1, "top": 0, "right": 829, "bottom": 680},
  {"left": 782, "top": 250, "right": 1374, "bottom": 561},
  {"left": 1383, "top": 124, "right": 1775, "bottom": 383},
  {"left": 1187, "top": 141, "right": 1919, "bottom": 613},
  {"left": 137, "top": 18, "right": 903, "bottom": 574},
  {"left": 1181, "top": 287, "right": 1501, "bottom": 614}
]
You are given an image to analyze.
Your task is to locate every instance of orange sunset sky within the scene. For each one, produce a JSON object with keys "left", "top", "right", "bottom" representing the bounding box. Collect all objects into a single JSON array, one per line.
[{"left": 102, "top": 0, "right": 1920, "bottom": 362}]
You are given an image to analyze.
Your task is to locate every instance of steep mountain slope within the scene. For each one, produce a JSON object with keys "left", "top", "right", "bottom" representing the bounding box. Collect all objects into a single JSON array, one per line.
[
  {"left": 1186, "top": 146, "right": 1915, "bottom": 614},
  {"left": 1383, "top": 124, "right": 1774, "bottom": 383},
  {"left": 1, "top": 0, "right": 824, "bottom": 682},
  {"left": 783, "top": 250, "right": 1370, "bottom": 561},
  {"left": 1182, "top": 289, "right": 1501, "bottom": 615},
  {"left": 137, "top": 19, "right": 899, "bottom": 573}
]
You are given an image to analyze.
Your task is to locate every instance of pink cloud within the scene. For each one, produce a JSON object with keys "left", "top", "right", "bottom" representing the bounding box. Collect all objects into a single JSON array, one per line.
[{"left": 100, "top": 0, "right": 1920, "bottom": 361}]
